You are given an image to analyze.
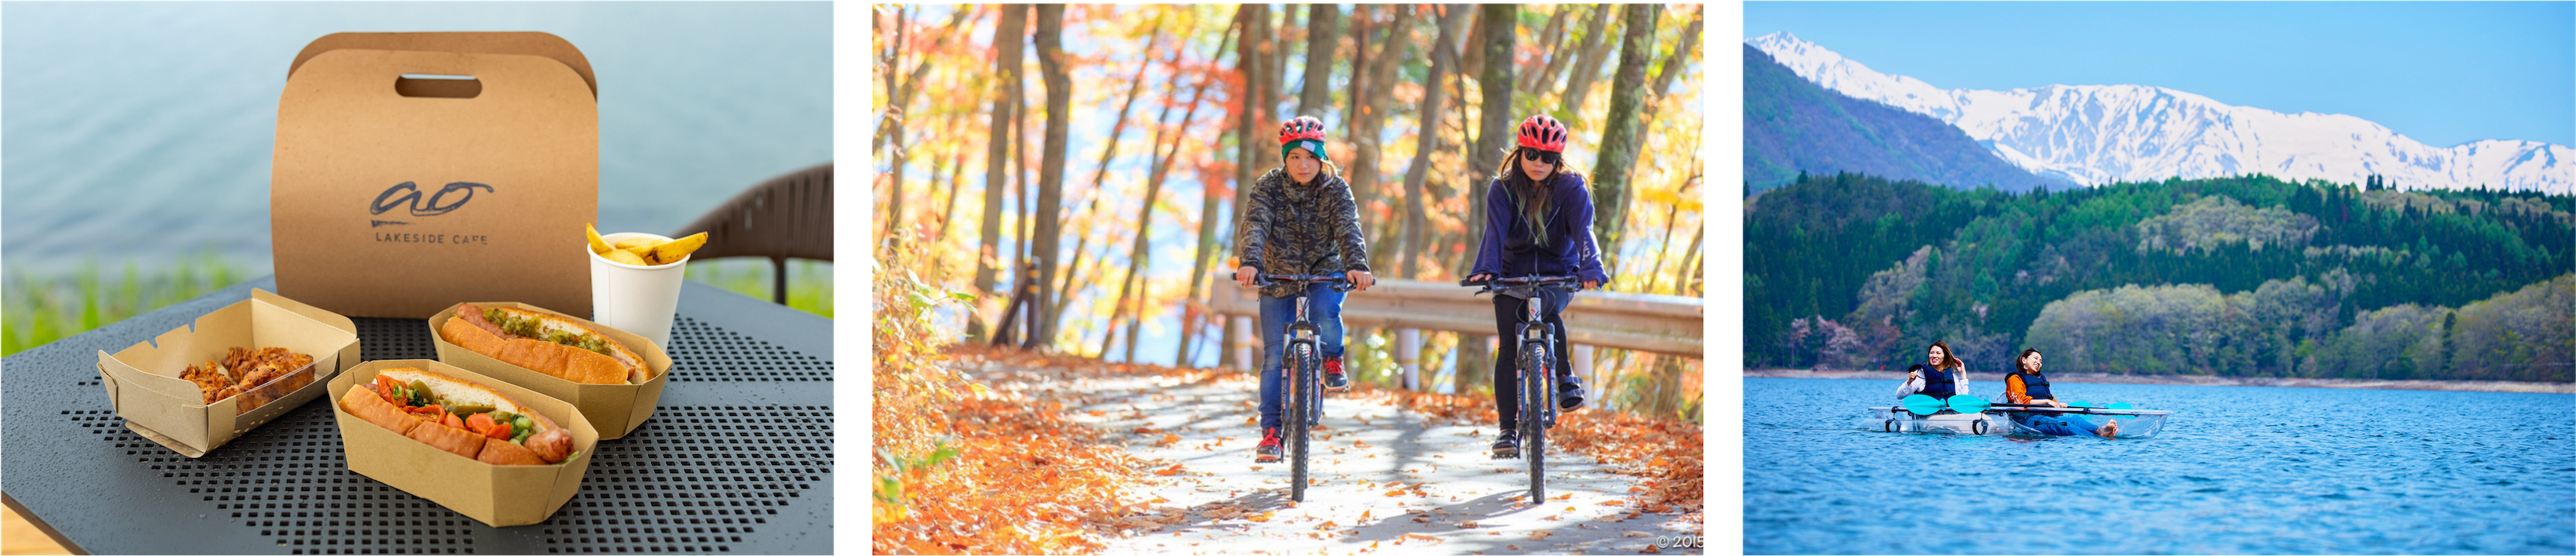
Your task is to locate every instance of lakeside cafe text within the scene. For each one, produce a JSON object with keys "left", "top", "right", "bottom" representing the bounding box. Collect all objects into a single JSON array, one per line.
[{"left": 373, "top": 232, "right": 491, "bottom": 245}]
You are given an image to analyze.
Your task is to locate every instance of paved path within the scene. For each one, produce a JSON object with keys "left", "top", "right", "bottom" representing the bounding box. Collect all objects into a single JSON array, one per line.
[{"left": 969, "top": 361, "right": 1702, "bottom": 555}]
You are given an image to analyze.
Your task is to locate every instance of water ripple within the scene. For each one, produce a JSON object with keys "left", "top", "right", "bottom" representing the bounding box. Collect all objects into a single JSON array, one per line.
[{"left": 1746, "top": 377, "right": 2576, "bottom": 554}]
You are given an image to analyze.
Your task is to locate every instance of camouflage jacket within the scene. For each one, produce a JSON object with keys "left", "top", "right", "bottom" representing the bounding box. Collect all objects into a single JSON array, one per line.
[{"left": 1238, "top": 168, "right": 1371, "bottom": 298}]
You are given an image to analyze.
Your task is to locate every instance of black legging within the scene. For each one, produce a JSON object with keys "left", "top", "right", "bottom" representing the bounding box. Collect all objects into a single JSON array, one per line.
[{"left": 1492, "top": 289, "right": 1573, "bottom": 431}]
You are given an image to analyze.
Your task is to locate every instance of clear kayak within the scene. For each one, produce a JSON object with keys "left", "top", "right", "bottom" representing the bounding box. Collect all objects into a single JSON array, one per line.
[{"left": 1868, "top": 397, "right": 2171, "bottom": 439}]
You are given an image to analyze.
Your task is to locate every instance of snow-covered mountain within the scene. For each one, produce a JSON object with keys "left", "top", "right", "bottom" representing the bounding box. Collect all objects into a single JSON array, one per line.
[{"left": 1748, "top": 32, "right": 2571, "bottom": 193}]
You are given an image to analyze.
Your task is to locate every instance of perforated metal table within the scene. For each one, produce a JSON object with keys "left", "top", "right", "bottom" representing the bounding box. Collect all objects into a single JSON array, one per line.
[{"left": 3, "top": 276, "right": 834, "bottom": 554}]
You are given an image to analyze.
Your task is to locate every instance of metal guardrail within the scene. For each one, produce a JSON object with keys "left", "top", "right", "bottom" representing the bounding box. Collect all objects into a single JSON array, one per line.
[{"left": 1204, "top": 274, "right": 1702, "bottom": 384}]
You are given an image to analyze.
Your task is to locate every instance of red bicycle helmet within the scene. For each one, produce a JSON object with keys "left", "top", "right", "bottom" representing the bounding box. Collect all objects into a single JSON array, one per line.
[
  {"left": 1280, "top": 116, "right": 1328, "bottom": 144},
  {"left": 1516, "top": 114, "right": 1567, "bottom": 153}
]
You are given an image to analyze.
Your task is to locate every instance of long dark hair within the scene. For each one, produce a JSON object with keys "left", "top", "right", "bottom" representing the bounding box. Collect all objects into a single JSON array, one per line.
[
  {"left": 1492, "top": 148, "right": 1584, "bottom": 248},
  {"left": 2016, "top": 348, "right": 2042, "bottom": 374}
]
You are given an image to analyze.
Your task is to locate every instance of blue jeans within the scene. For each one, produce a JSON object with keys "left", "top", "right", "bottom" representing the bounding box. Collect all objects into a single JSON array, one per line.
[
  {"left": 1257, "top": 283, "right": 1346, "bottom": 430},
  {"left": 2013, "top": 413, "right": 2102, "bottom": 436}
]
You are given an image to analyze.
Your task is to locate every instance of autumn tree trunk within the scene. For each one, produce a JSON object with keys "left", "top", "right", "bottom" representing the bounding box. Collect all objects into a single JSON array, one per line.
[
  {"left": 881, "top": 8, "right": 978, "bottom": 244},
  {"left": 1218, "top": 5, "right": 1273, "bottom": 369},
  {"left": 1346, "top": 5, "right": 1415, "bottom": 273},
  {"left": 972, "top": 5, "right": 1027, "bottom": 341},
  {"left": 1456, "top": 3, "right": 1516, "bottom": 395},
  {"left": 1110, "top": 27, "right": 1226, "bottom": 363},
  {"left": 937, "top": 150, "right": 966, "bottom": 240},
  {"left": 1176, "top": 16, "right": 1248, "bottom": 368},
  {"left": 1559, "top": 5, "right": 1617, "bottom": 124},
  {"left": 1398, "top": 5, "right": 1470, "bottom": 279},
  {"left": 1517, "top": 5, "right": 1572, "bottom": 99},
  {"left": 1590, "top": 3, "right": 1658, "bottom": 277},
  {"left": 1029, "top": 4, "right": 1072, "bottom": 349},
  {"left": 880, "top": 6, "right": 910, "bottom": 240},
  {"left": 1296, "top": 4, "right": 1339, "bottom": 117},
  {"left": 1650, "top": 7, "right": 1701, "bottom": 100},
  {"left": 1342, "top": 5, "right": 1373, "bottom": 127},
  {"left": 1092, "top": 23, "right": 1200, "bottom": 360},
  {"left": 1045, "top": 25, "right": 1165, "bottom": 342}
]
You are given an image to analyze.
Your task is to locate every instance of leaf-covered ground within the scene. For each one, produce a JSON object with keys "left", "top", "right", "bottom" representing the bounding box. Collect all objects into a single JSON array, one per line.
[{"left": 891, "top": 346, "right": 1703, "bottom": 555}]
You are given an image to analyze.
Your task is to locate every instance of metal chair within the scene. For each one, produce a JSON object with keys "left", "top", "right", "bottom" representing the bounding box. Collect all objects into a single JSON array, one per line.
[{"left": 670, "top": 163, "right": 832, "bottom": 305}]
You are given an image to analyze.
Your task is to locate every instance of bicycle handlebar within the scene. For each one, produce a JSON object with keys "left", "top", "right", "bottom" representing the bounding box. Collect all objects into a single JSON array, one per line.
[
  {"left": 1259, "top": 273, "right": 1357, "bottom": 292},
  {"left": 1460, "top": 275, "right": 1585, "bottom": 293}
]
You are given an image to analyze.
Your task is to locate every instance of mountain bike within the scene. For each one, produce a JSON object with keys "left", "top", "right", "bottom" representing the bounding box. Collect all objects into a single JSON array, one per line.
[
  {"left": 1261, "top": 273, "right": 1354, "bottom": 503},
  {"left": 1462, "top": 274, "right": 1583, "bottom": 500}
]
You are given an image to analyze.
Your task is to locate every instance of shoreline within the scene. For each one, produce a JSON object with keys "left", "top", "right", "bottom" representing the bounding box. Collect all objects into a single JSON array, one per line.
[{"left": 1745, "top": 369, "right": 2576, "bottom": 395}]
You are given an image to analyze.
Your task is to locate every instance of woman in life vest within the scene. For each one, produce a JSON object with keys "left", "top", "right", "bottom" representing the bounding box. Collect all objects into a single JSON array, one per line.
[
  {"left": 1465, "top": 114, "right": 1611, "bottom": 457},
  {"left": 1234, "top": 115, "right": 1378, "bottom": 463},
  {"left": 1895, "top": 341, "right": 1969, "bottom": 402},
  {"left": 2004, "top": 348, "right": 2121, "bottom": 438}
]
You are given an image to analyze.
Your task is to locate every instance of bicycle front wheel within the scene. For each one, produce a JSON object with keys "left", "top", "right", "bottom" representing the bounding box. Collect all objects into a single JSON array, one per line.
[
  {"left": 1520, "top": 341, "right": 1550, "bottom": 500},
  {"left": 1290, "top": 342, "right": 1315, "bottom": 502}
]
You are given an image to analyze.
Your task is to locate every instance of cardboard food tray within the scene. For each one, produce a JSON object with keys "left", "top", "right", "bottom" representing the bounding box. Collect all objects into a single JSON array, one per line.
[
  {"left": 96, "top": 289, "right": 362, "bottom": 457},
  {"left": 427, "top": 301, "right": 670, "bottom": 439},
  {"left": 330, "top": 359, "right": 598, "bottom": 528}
]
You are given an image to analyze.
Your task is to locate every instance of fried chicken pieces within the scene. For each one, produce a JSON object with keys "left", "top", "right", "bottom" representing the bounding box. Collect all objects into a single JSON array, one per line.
[{"left": 179, "top": 347, "right": 316, "bottom": 406}]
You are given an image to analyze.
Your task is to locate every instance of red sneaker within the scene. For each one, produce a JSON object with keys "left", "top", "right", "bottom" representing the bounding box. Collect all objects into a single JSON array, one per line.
[
  {"left": 1254, "top": 426, "right": 1283, "bottom": 462},
  {"left": 1323, "top": 357, "right": 1350, "bottom": 392}
]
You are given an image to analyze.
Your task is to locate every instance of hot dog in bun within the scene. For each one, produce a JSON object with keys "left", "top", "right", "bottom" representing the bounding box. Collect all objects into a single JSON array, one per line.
[
  {"left": 439, "top": 303, "right": 652, "bottom": 385},
  {"left": 338, "top": 367, "right": 576, "bottom": 464}
]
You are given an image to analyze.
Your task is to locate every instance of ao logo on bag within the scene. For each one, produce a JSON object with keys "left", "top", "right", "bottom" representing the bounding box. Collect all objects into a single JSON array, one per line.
[{"left": 370, "top": 181, "right": 492, "bottom": 227}]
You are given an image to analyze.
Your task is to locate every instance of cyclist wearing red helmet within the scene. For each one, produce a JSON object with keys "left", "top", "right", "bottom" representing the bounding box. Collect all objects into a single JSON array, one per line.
[
  {"left": 1465, "top": 114, "right": 1611, "bottom": 457},
  {"left": 1234, "top": 115, "right": 1376, "bottom": 463}
]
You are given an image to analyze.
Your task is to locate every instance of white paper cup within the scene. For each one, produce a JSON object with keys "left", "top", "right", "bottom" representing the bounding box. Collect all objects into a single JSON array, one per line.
[{"left": 590, "top": 232, "right": 690, "bottom": 346}]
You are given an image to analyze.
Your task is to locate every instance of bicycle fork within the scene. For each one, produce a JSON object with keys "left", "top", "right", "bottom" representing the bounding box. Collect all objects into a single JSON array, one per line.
[
  {"left": 1288, "top": 295, "right": 1321, "bottom": 427},
  {"left": 1524, "top": 296, "right": 1557, "bottom": 431}
]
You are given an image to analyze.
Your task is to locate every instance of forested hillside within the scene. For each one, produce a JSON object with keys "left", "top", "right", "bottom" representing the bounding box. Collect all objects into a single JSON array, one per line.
[{"left": 1747, "top": 171, "right": 2573, "bottom": 381}]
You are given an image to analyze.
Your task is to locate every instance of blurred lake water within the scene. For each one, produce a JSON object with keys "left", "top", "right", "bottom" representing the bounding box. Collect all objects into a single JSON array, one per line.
[{"left": 2, "top": 2, "right": 832, "bottom": 275}]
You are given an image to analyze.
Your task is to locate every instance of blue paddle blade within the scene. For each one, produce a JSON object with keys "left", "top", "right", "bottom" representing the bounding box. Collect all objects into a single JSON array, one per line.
[
  {"left": 2068, "top": 400, "right": 2092, "bottom": 409},
  {"left": 2108, "top": 402, "right": 2133, "bottom": 410},
  {"left": 1902, "top": 394, "right": 1945, "bottom": 416},
  {"left": 1949, "top": 395, "right": 1991, "bottom": 414}
]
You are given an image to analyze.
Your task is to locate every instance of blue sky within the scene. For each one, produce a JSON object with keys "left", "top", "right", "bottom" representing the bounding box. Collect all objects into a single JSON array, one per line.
[{"left": 1745, "top": 2, "right": 2574, "bottom": 148}]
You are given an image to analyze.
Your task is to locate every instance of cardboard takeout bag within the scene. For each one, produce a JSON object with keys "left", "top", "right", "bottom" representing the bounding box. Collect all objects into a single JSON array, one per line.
[{"left": 272, "top": 31, "right": 600, "bottom": 319}]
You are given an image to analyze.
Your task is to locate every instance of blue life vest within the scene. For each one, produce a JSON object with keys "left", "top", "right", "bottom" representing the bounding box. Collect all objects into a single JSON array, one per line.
[
  {"left": 1911, "top": 364, "right": 1956, "bottom": 398},
  {"left": 2016, "top": 370, "right": 2052, "bottom": 402}
]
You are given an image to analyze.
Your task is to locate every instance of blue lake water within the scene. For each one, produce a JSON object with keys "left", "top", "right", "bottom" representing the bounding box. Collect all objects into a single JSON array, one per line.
[
  {"left": 2, "top": 2, "right": 831, "bottom": 275},
  {"left": 1744, "top": 377, "right": 2576, "bottom": 554}
]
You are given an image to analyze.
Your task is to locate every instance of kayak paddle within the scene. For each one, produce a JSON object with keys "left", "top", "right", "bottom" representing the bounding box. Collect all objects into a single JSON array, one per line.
[
  {"left": 1948, "top": 395, "right": 1991, "bottom": 414},
  {"left": 1901, "top": 394, "right": 1946, "bottom": 416}
]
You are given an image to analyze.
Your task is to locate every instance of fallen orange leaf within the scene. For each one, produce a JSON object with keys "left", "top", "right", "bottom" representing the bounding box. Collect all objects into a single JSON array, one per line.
[{"left": 1154, "top": 464, "right": 1184, "bottom": 476}]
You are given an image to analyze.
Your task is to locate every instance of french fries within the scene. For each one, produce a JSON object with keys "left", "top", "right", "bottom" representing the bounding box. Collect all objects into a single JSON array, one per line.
[
  {"left": 605, "top": 249, "right": 651, "bottom": 266},
  {"left": 586, "top": 224, "right": 708, "bottom": 266},
  {"left": 649, "top": 233, "right": 706, "bottom": 264},
  {"left": 585, "top": 224, "right": 613, "bottom": 255}
]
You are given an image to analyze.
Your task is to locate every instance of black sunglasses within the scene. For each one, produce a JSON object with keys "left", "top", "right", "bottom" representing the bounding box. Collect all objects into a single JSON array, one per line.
[{"left": 1520, "top": 148, "right": 1560, "bottom": 165}]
